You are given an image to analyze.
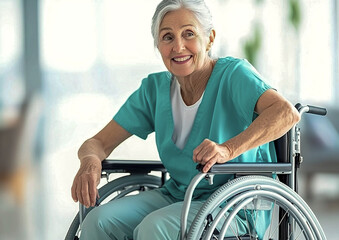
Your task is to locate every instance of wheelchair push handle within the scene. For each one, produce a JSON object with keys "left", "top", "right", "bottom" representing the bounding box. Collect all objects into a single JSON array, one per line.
[
  {"left": 295, "top": 103, "right": 327, "bottom": 116},
  {"left": 307, "top": 105, "right": 327, "bottom": 115}
]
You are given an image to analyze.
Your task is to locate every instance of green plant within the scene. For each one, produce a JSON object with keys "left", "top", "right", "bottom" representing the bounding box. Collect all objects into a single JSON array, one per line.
[
  {"left": 242, "top": 0, "right": 301, "bottom": 66},
  {"left": 243, "top": 22, "right": 262, "bottom": 66}
]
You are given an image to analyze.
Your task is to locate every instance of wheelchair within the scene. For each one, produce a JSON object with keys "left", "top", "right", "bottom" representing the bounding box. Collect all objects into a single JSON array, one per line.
[{"left": 65, "top": 103, "right": 327, "bottom": 240}]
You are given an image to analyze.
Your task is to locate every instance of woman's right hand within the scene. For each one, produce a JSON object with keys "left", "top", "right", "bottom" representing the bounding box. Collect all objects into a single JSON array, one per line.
[
  {"left": 71, "top": 120, "right": 132, "bottom": 207},
  {"left": 71, "top": 157, "right": 102, "bottom": 208}
]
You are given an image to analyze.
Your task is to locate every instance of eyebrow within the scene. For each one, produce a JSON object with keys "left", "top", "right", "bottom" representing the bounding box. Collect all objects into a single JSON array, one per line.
[{"left": 159, "top": 24, "right": 195, "bottom": 33}]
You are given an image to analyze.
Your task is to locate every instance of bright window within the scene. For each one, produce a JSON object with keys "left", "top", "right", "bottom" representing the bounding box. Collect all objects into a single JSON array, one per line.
[{"left": 0, "top": 0, "right": 24, "bottom": 119}]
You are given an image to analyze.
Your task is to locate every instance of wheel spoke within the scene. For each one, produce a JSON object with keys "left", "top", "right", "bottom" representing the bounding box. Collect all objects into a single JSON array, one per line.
[
  {"left": 243, "top": 207, "right": 252, "bottom": 240},
  {"left": 234, "top": 212, "right": 240, "bottom": 237},
  {"left": 249, "top": 204, "right": 258, "bottom": 238},
  {"left": 223, "top": 213, "right": 241, "bottom": 240},
  {"left": 289, "top": 224, "right": 304, "bottom": 240},
  {"left": 270, "top": 209, "right": 289, "bottom": 237},
  {"left": 267, "top": 200, "right": 276, "bottom": 238}
]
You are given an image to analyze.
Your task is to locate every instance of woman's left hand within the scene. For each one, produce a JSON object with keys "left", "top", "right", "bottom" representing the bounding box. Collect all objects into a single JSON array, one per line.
[{"left": 193, "top": 139, "right": 233, "bottom": 173}]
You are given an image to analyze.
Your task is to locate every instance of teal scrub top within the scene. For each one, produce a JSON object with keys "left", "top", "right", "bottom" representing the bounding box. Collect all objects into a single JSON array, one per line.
[{"left": 113, "top": 57, "right": 277, "bottom": 200}]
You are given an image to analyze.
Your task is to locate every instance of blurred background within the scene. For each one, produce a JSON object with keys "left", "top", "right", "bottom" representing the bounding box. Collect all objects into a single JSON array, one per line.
[{"left": 0, "top": 0, "right": 338, "bottom": 239}]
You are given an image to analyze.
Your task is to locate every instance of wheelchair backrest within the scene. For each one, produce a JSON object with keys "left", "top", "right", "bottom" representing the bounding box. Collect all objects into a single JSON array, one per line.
[{"left": 273, "top": 132, "right": 289, "bottom": 163}]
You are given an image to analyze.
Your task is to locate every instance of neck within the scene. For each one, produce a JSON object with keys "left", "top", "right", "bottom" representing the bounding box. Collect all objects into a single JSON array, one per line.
[{"left": 175, "top": 58, "right": 216, "bottom": 106}]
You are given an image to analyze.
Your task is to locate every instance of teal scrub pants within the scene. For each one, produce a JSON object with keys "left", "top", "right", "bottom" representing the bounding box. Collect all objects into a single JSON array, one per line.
[
  {"left": 79, "top": 189, "right": 204, "bottom": 240},
  {"left": 79, "top": 188, "right": 268, "bottom": 240}
]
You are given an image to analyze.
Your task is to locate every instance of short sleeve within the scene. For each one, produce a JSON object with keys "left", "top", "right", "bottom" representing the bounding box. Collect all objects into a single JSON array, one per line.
[
  {"left": 113, "top": 78, "right": 155, "bottom": 139},
  {"left": 228, "top": 59, "right": 272, "bottom": 124}
]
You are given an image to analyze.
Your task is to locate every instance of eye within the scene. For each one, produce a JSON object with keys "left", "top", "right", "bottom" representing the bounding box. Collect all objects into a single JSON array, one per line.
[
  {"left": 183, "top": 30, "right": 195, "bottom": 38},
  {"left": 162, "top": 33, "right": 173, "bottom": 42}
]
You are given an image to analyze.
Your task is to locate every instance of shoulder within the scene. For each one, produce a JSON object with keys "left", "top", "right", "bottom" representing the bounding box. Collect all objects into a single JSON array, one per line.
[
  {"left": 136, "top": 71, "right": 172, "bottom": 100},
  {"left": 143, "top": 71, "right": 172, "bottom": 87},
  {"left": 215, "top": 57, "right": 253, "bottom": 74},
  {"left": 215, "top": 57, "right": 266, "bottom": 84}
]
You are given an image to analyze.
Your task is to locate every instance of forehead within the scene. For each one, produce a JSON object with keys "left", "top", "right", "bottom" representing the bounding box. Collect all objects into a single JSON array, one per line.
[{"left": 160, "top": 8, "right": 200, "bottom": 30}]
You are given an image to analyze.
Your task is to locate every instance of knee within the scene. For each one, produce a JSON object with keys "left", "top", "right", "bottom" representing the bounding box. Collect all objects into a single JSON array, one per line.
[
  {"left": 134, "top": 211, "right": 179, "bottom": 240},
  {"left": 82, "top": 207, "right": 108, "bottom": 232},
  {"left": 81, "top": 205, "right": 135, "bottom": 240},
  {"left": 80, "top": 206, "right": 119, "bottom": 240}
]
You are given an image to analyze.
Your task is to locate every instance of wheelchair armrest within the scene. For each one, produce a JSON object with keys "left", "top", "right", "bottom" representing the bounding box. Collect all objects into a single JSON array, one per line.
[
  {"left": 101, "top": 159, "right": 166, "bottom": 174},
  {"left": 196, "top": 162, "right": 292, "bottom": 174}
]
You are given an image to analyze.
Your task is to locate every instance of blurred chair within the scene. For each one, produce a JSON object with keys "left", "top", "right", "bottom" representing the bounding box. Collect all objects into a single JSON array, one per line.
[{"left": 0, "top": 94, "right": 42, "bottom": 204}]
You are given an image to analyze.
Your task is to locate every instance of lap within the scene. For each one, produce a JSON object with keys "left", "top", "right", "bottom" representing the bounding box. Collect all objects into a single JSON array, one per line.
[
  {"left": 81, "top": 188, "right": 268, "bottom": 239},
  {"left": 81, "top": 188, "right": 205, "bottom": 240},
  {"left": 81, "top": 189, "right": 179, "bottom": 239},
  {"left": 86, "top": 188, "right": 175, "bottom": 223},
  {"left": 134, "top": 199, "right": 204, "bottom": 240}
]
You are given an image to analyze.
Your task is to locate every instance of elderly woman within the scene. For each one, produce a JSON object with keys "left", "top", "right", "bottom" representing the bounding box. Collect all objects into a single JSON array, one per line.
[{"left": 71, "top": 0, "right": 300, "bottom": 239}]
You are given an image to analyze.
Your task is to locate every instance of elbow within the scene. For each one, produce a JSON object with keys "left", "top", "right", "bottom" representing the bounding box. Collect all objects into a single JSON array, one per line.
[
  {"left": 292, "top": 108, "right": 301, "bottom": 125},
  {"left": 284, "top": 101, "right": 301, "bottom": 127}
]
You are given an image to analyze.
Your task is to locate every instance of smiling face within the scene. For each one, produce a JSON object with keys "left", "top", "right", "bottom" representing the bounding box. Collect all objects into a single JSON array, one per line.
[{"left": 157, "top": 8, "right": 215, "bottom": 78}]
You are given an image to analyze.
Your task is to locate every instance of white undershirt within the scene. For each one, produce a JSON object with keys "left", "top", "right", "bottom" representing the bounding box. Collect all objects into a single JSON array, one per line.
[{"left": 171, "top": 78, "right": 204, "bottom": 149}]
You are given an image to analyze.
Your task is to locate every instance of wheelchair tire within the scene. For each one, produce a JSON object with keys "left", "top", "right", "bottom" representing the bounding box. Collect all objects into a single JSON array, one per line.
[
  {"left": 187, "top": 175, "right": 326, "bottom": 240},
  {"left": 65, "top": 174, "right": 162, "bottom": 240}
]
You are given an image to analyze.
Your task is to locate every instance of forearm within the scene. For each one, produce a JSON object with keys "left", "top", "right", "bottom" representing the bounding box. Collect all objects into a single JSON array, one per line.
[
  {"left": 78, "top": 138, "right": 108, "bottom": 164},
  {"left": 73, "top": 119, "right": 132, "bottom": 207},
  {"left": 77, "top": 120, "right": 132, "bottom": 164},
  {"left": 224, "top": 100, "right": 300, "bottom": 159}
]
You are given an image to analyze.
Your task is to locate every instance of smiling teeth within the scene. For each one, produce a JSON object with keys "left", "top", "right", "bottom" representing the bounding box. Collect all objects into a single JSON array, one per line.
[{"left": 174, "top": 56, "right": 191, "bottom": 62}]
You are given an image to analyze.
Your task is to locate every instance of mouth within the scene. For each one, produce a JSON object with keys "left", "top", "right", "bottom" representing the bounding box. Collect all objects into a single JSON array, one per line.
[{"left": 172, "top": 55, "right": 192, "bottom": 64}]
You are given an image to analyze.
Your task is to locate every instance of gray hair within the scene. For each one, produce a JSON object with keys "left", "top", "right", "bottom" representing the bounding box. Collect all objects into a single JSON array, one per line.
[{"left": 151, "top": 0, "right": 214, "bottom": 48}]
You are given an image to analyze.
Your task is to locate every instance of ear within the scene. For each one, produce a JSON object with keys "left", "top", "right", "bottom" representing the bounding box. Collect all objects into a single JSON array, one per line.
[
  {"left": 206, "top": 29, "right": 216, "bottom": 51},
  {"left": 209, "top": 29, "right": 216, "bottom": 44}
]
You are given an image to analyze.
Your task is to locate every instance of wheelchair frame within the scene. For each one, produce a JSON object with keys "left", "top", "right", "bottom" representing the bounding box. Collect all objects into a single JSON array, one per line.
[{"left": 66, "top": 104, "right": 327, "bottom": 240}]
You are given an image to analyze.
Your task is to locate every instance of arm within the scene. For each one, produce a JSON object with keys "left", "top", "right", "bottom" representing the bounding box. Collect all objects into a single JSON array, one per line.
[
  {"left": 193, "top": 89, "right": 300, "bottom": 173},
  {"left": 71, "top": 119, "right": 132, "bottom": 207}
]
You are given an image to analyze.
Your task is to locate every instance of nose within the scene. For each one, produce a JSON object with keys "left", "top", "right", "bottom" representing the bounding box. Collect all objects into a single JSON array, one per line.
[{"left": 172, "top": 37, "right": 185, "bottom": 53}]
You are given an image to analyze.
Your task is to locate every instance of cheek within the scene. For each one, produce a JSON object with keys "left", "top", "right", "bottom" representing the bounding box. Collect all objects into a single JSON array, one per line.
[
  {"left": 192, "top": 45, "right": 207, "bottom": 63},
  {"left": 158, "top": 45, "right": 171, "bottom": 59},
  {"left": 192, "top": 40, "right": 208, "bottom": 57}
]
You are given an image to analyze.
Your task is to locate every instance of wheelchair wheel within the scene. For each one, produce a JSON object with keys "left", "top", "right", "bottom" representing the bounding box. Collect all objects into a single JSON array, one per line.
[
  {"left": 65, "top": 174, "right": 162, "bottom": 240},
  {"left": 188, "top": 175, "right": 326, "bottom": 240}
]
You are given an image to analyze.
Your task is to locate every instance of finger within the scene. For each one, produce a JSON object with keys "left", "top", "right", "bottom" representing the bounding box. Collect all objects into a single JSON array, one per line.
[
  {"left": 81, "top": 179, "right": 90, "bottom": 208},
  {"left": 197, "top": 144, "right": 217, "bottom": 165},
  {"left": 202, "top": 156, "right": 217, "bottom": 173},
  {"left": 97, "top": 188, "right": 100, "bottom": 199},
  {"left": 88, "top": 178, "right": 97, "bottom": 207},
  {"left": 71, "top": 180, "right": 78, "bottom": 202},
  {"left": 193, "top": 139, "right": 209, "bottom": 162},
  {"left": 200, "top": 149, "right": 218, "bottom": 165},
  {"left": 194, "top": 141, "right": 210, "bottom": 163},
  {"left": 193, "top": 147, "right": 200, "bottom": 163},
  {"left": 77, "top": 179, "right": 84, "bottom": 207}
]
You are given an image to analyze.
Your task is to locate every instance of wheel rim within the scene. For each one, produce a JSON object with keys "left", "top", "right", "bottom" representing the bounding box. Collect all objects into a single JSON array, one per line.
[{"left": 188, "top": 176, "right": 326, "bottom": 240}]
